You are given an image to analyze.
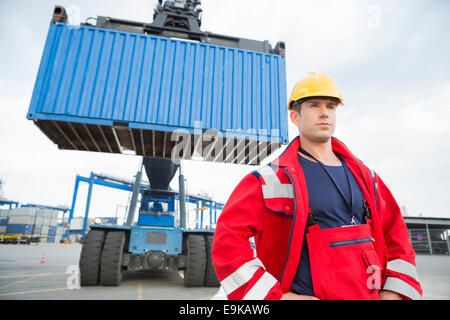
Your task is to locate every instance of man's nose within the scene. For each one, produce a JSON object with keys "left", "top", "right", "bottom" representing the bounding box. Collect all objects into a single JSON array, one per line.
[{"left": 319, "top": 105, "right": 329, "bottom": 118}]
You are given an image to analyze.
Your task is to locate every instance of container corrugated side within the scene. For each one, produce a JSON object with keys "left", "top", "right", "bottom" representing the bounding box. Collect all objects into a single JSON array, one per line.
[
  {"left": 33, "top": 225, "right": 42, "bottom": 235},
  {"left": 7, "top": 207, "right": 38, "bottom": 217},
  {"left": 27, "top": 22, "right": 288, "bottom": 165},
  {"left": 41, "top": 225, "right": 50, "bottom": 235},
  {"left": 8, "top": 215, "right": 36, "bottom": 225},
  {"left": 0, "top": 209, "right": 10, "bottom": 218}
]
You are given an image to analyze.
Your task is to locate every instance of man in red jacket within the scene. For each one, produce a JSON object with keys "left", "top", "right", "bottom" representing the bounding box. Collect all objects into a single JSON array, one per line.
[{"left": 212, "top": 72, "right": 422, "bottom": 300}]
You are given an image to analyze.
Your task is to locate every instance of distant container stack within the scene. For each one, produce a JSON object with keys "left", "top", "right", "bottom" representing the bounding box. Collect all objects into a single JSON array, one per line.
[
  {"left": 0, "top": 209, "right": 8, "bottom": 234},
  {"left": 1, "top": 207, "right": 68, "bottom": 243},
  {"left": 36, "top": 209, "right": 59, "bottom": 243},
  {"left": 0, "top": 209, "right": 9, "bottom": 220},
  {"left": 55, "top": 226, "right": 65, "bottom": 243},
  {"left": 6, "top": 207, "right": 38, "bottom": 235}
]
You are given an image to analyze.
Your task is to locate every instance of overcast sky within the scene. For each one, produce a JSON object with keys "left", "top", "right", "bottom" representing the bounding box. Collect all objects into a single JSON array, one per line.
[{"left": 0, "top": 0, "right": 449, "bottom": 222}]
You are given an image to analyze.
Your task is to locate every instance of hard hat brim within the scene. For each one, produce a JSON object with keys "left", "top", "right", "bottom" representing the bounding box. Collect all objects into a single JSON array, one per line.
[{"left": 289, "top": 95, "right": 343, "bottom": 110}]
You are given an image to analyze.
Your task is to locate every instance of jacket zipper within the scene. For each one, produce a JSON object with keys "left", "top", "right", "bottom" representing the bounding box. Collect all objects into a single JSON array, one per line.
[
  {"left": 329, "top": 237, "right": 374, "bottom": 247},
  {"left": 279, "top": 168, "right": 297, "bottom": 284}
]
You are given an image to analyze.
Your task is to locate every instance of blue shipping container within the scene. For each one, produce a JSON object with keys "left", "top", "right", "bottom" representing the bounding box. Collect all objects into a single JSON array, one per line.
[
  {"left": 0, "top": 219, "right": 8, "bottom": 226},
  {"left": 49, "top": 226, "right": 57, "bottom": 235},
  {"left": 27, "top": 22, "right": 288, "bottom": 165},
  {"left": 7, "top": 224, "right": 33, "bottom": 235},
  {"left": 47, "top": 234, "right": 56, "bottom": 243}
]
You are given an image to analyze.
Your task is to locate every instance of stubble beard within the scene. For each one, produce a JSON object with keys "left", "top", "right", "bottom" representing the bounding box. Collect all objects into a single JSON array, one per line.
[{"left": 301, "top": 125, "right": 335, "bottom": 144}]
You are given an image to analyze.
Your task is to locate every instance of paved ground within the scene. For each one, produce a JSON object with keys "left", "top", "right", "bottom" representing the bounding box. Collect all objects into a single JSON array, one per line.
[
  {"left": 0, "top": 243, "right": 218, "bottom": 300},
  {"left": 415, "top": 255, "right": 450, "bottom": 300},
  {"left": 0, "top": 243, "right": 448, "bottom": 300}
]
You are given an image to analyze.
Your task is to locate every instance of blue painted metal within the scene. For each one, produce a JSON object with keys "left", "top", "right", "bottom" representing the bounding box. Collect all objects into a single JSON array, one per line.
[
  {"left": 66, "top": 171, "right": 225, "bottom": 235},
  {"left": 0, "top": 219, "right": 8, "bottom": 226},
  {"left": 66, "top": 170, "right": 225, "bottom": 247},
  {"left": 68, "top": 175, "right": 81, "bottom": 228},
  {"left": 67, "top": 172, "right": 150, "bottom": 236},
  {"left": 200, "top": 203, "right": 204, "bottom": 229},
  {"left": 27, "top": 22, "right": 288, "bottom": 144},
  {"left": 137, "top": 215, "right": 174, "bottom": 227},
  {"left": 181, "top": 228, "right": 215, "bottom": 234},
  {"left": 195, "top": 202, "right": 199, "bottom": 229},
  {"left": 129, "top": 226, "right": 182, "bottom": 255},
  {"left": 83, "top": 173, "right": 95, "bottom": 232},
  {"left": 209, "top": 203, "right": 213, "bottom": 226},
  {"left": 0, "top": 200, "right": 19, "bottom": 209},
  {"left": 20, "top": 203, "right": 69, "bottom": 213},
  {"left": 102, "top": 217, "right": 118, "bottom": 224},
  {"left": 139, "top": 190, "right": 175, "bottom": 228},
  {"left": 140, "top": 194, "right": 174, "bottom": 213}
]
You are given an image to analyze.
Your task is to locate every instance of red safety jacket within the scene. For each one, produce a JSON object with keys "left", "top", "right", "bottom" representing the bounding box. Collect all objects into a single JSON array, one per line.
[{"left": 212, "top": 136, "right": 423, "bottom": 300}]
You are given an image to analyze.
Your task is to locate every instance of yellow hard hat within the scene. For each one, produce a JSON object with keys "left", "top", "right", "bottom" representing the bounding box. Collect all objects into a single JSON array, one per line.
[{"left": 288, "top": 72, "right": 343, "bottom": 110}]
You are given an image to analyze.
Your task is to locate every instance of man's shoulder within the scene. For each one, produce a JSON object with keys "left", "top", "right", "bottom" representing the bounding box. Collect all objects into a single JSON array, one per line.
[
  {"left": 352, "top": 157, "right": 378, "bottom": 179},
  {"left": 248, "top": 165, "right": 266, "bottom": 184},
  {"left": 235, "top": 164, "right": 282, "bottom": 187},
  {"left": 248, "top": 163, "right": 292, "bottom": 187}
]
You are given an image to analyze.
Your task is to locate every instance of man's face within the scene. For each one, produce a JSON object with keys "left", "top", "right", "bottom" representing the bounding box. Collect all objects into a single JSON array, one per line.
[{"left": 289, "top": 98, "right": 338, "bottom": 143}]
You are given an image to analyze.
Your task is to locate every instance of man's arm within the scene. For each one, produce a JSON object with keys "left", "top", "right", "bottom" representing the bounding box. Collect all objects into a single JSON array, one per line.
[
  {"left": 378, "top": 290, "right": 403, "bottom": 300},
  {"left": 281, "top": 292, "right": 320, "bottom": 300},
  {"left": 375, "top": 173, "right": 423, "bottom": 300},
  {"left": 212, "top": 173, "right": 284, "bottom": 300}
]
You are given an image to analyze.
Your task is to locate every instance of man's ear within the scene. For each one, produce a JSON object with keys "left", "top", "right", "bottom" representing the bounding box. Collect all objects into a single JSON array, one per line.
[{"left": 290, "top": 110, "right": 300, "bottom": 127}]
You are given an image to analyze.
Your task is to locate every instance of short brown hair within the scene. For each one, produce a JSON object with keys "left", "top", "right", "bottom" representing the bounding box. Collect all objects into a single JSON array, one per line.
[
  {"left": 292, "top": 101, "right": 302, "bottom": 114},
  {"left": 291, "top": 96, "right": 339, "bottom": 114}
]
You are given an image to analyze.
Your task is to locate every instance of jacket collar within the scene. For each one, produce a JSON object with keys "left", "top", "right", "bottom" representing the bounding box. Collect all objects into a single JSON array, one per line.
[{"left": 271, "top": 136, "right": 362, "bottom": 168}]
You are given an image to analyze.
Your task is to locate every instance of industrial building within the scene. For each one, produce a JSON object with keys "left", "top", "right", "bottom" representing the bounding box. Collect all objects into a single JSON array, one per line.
[{"left": 404, "top": 217, "right": 450, "bottom": 256}]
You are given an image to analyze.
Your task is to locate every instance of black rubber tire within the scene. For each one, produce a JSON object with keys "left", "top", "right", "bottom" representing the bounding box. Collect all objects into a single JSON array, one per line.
[
  {"left": 184, "top": 234, "right": 206, "bottom": 287},
  {"left": 100, "top": 231, "right": 126, "bottom": 286},
  {"left": 204, "top": 234, "right": 220, "bottom": 287},
  {"left": 79, "top": 230, "right": 106, "bottom": 286}
]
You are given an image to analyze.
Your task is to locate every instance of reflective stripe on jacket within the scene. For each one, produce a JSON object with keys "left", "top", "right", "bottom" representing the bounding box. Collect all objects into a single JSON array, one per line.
[{"left": 212, "top": 136, "right": 423, "bottom": 300}]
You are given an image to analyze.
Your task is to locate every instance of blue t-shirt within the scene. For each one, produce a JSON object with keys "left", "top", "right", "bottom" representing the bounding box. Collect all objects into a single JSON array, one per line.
[{"left": 290, "top": 153, "right": 366, "bottom": 296}]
